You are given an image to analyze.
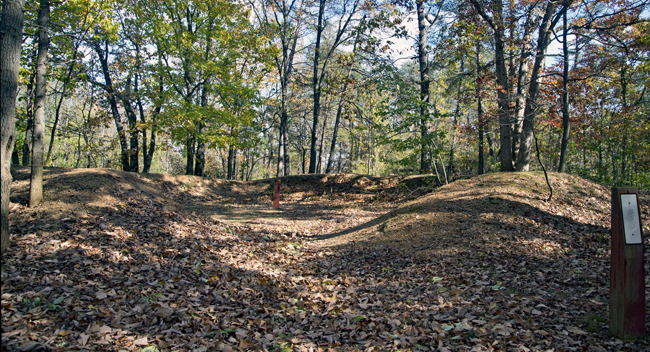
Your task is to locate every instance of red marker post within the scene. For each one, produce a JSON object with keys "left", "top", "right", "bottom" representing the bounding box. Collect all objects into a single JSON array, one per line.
[
  {"left": 272, "top": 179, "right": 281, "bottom": 209},
  {"left": 610, "top": 187, "right": 645, "bottom": 339}
]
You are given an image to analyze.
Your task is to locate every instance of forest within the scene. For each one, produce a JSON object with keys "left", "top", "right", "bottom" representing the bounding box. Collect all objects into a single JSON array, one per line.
[
  {"left": 2, "top": 1, "right": 650, "bottom": 350},
  {"left": 0, "top": 0, "right": 646, "bottom": 182}
]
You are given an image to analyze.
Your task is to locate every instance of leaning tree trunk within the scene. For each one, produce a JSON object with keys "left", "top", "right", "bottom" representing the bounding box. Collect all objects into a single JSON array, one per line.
[
  {"left": 325, "top": 21, "right": 362, "bottom": 174},
  {"left": 516, "top": 2, "right": 559, "bottom": 171},
  {"left": 94, "top": 41, "right": 130, "bottom": 171},
  {"left": 29, "top": 0, "right": 50, "bottom": 207},
  {"left": 1, "top": 0, "right": 26, "bottom": 254}
]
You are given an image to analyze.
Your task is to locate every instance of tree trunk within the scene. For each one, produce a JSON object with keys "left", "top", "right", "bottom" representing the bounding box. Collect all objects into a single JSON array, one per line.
[
  {"left": 476, "top": 40, "right": 485, "bottom": 175},
  {"left": 308, "top": 0, "right": 326, "bottom": 174},
  {"left": 317, "top": 101, "right": 329, "bottom": 174},
  {"left": 22, "top": 116, "right": 33, "bottom": 166},
  {"left": 277, "top": 113, "right": 285, "bottom": 177},
  {"left": 449, "top": 57, "right": 464, "bottom": 176},
  {"left": 120, "top": 89, "right": 139, "bottom": 173},
  {"left": 195, "top": 81, "right": 209, "bottom": 177},
  {"left": 470, "top": 0, "right": 513, "bottom": 171},
  {"left": 81, "top": 96, "right": 93, "bottom": 168},
  {"left": 326, "top": 102, "right": 343, "bottom": 174},
  {"left": 94, "top": 41, "right": 130, "bottom": 171},
  {"left": 186, "top": 136, "right": 195, "bottom": 175},
  {"left": 274, "top": 0, "right": 302, "bottom": 178},
  {"left": 516, "top": 2, "right": 560, "bottom": 171},
  {"left": 494, "top": 33, "right": 513, "bottom": 171},
  {"left": 142, "top": 67, "right": 162, "bottom": 173},
  {"left": 266, "top": 132, "right": 273, "bottom": 179},
  {"left": 195, "top": 122, "right": 206, "bottom": 176},
  {"left": 227, "top": 144, "right": 235, "bottom": 180},
  {"left": 325, "top": 26, "right": 361, "bottom": 174},
  {"left": 417, "top": 0, "right": 431, "bottom": 173},
  {"left": 558, "top": 1, "right": 570, "bottom": 172},
  {"left": 22, "top": 70, "right": 35, "bottom": 166},
  {"left": 512, "top": 9, "right": 540, "bottom": 163},
  {"left": 283, "top": 117, "right": 290, "bottom": 176},
  {"left": 29, "top": 0, "right": 50, "bottom": 207},
  {"left": 1, "top": 0, "right": 25, "bottom": 254},
  {"left": 46, "top": 45, "right": 79, "bottom": 165}
]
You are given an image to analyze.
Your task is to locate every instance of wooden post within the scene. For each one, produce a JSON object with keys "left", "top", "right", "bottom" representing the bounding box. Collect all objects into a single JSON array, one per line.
[
  {"left": 272, "top": 178, "right": 281, "bottom": 209},
  {"left": 610, "top": 187, "right": 645, "bottom": 339}
]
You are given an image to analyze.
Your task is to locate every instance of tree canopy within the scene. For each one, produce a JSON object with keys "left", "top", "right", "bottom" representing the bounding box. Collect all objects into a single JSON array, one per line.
[{"left": 4, "top": 0, "right": 650, "bottom": 187}]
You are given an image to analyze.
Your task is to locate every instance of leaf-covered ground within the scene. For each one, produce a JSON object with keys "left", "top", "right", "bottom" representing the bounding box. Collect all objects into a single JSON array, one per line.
[{"left": 2, "top": 167, "right": 650, "bottom": 351}]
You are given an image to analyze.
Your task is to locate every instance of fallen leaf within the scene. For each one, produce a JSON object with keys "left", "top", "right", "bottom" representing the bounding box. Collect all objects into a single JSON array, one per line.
[
  {"left": 566, "top": 326, "right": 588, "bottom": 335},
  {"left": 78, "top": 333, "right": 90, "bottom": 346},
  {"left": 134, "top": 337, "right": 148, "bottom": 346}
]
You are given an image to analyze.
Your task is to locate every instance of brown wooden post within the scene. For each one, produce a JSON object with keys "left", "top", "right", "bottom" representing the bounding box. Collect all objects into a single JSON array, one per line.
[
  {"left": 272, "top": 178, "right": 281, "bottom": 209},
  {"left": 610, "top": 187, "right": 645, "bottom": 339}
]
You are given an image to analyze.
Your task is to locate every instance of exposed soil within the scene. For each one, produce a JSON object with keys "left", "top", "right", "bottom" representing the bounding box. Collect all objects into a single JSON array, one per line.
[{"left": 2, "top": 166, "right": 650, "bottom": 351}]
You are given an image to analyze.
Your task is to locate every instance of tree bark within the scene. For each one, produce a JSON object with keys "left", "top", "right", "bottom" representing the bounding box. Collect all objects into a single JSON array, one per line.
[
  {"left": 1, "top": 0, "right": 25, "bottom": 254},
  {"left": 558, "top": 1, "right": 570, "bottom": 172},
  {"left": 417, "top": 0, "right": 431, "bottom": 173},
  {"left": 516, "top": 1, "right": 561, "bottom": 171},
  {"left": 29, "top": 0, "right": 50, "bottom": 207}
]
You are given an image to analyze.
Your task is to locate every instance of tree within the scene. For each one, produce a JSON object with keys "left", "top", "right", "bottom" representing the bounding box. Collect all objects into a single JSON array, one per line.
[
  {"left": 413, "top": 0, "right": 445, "bottom": 173},
  {"left": 307, "top": 0, "right": 361, "bottom": 174},
  {"left": 558, "top": 0, "right": 570, "bottom": 172},
  {"left": 29, "top": 0, "right": 51, "bottom": 207},
  {"left": 515, "top": 1, "right": 565, "bottom": 171},
  {"left": 250, "top": 0, "right": 307, "bottom": 177},
  {"left": 1, "top": 0, "right": 26, "bottom": 253},
  {"left": 469, "top": 0, "right": 514, "bottom": 171},
  {"left": 45, "top": 0, "right": 93, "bottom": 166}
]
